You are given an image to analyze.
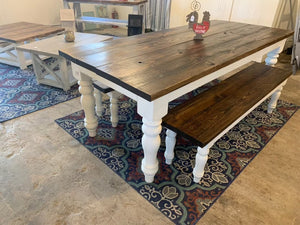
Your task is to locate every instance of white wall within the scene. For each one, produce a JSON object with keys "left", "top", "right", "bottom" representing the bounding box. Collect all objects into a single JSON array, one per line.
[
  {"left": 0, "top": 0, "right": 296, "bottom": 29},
  {"left": 0, "top": 0, "right": 63, "bottom": 26},
  {"left": 170, "top": 0, "right": 233, "bottom": 28},
  {"left": 170, "top": 0, "right": 282, "bottom": 28},
  {"left": 230, "top": 0, "right": 280, "bottom": 27}
]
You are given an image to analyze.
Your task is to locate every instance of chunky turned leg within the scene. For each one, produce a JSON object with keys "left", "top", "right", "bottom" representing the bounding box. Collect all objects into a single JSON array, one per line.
[
  {"left": 165, "top": 129, "right": 177, "bottom": 165},
  {"left": 107, "top": 91, "right": 119, "bottom": 127},
  {"left": 141, "top": 118, "right": 162, "bottom": 183},
  {"left": 267, "top": 81, "right": 287, "bottom": 114},
  {"left": 78, "top": 74, "right": 98, "bottom": 137},
  {"left": 265, "top": 47, "right": 281, "bottom": 66},
  {"left": 94, "top": 88, "right": 103, "bottom": 117},
  {"left": 193, "top": 144, "right": 211, "bottom": 183}
]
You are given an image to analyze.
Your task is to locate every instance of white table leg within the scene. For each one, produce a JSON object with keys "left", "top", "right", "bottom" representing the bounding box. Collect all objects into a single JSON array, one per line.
[
  {"left": 137, "top": 99, "right": 168, "bottom": 183},
  {"left": 78, "top": 73, "right": 98, "bottom": 137},
  {"left": 141, "top": 118, "right": 162, "bottom": 182}
]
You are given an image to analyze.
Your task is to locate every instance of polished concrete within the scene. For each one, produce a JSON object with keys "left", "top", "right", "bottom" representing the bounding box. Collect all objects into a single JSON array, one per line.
[{"left": 0, "top": 54, "right": 299, "bottom": 225}]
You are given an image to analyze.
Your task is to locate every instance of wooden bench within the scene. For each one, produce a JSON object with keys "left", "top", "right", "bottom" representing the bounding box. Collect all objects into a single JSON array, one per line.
[{"left": 162, "top": 62, "right": 292, "bottom": 183}]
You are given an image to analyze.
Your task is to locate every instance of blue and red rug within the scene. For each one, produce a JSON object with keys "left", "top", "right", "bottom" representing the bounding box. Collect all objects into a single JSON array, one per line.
[
  {"left": 0, "top": 62, "right": 80, "bottom": 122},
  {"left": 55, "top": 94, "right": 298, "bottom": 225}
]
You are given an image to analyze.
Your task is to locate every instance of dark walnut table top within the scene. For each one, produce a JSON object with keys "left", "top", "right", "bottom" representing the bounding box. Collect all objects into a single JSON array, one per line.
[
  {"left": 59, "top": 20, "right": 293, "bottom": 101},
  {"left": 0, "top": 22, "right": 65, "bottom": 43}
]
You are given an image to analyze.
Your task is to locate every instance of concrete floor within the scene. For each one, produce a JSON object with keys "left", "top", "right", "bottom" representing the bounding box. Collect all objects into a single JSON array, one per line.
[{"left": 0, "top": 54, "right": 299, "bottom": 225}]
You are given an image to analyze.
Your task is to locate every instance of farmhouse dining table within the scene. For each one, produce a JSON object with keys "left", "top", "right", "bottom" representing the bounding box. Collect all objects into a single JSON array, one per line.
[{"left": 59, "top": 20, "right": 293, "bottom": 183}]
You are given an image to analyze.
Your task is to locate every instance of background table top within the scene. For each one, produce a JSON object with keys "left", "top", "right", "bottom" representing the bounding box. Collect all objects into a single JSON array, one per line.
[
  {"left": 17, "top": 32, "right": 112, "bottom": 57},
  {"left": 59, "top": 20, "right": 293, "bottom": 101},
  {"left": 0, "top": 22, "right": 65, "bottom": 43}
]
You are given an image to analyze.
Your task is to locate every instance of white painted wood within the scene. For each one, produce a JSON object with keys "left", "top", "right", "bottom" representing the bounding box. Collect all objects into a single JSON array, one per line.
[
  {"left": 268, "top": 80, "right": 287, "bottom": 114},
  {"left": 165, "top": 129, "right": 177, "bottom": 165},
  {"left": 16, "top": 48, "right": 27, "bottom": 69},
  {"left": 94, "top": 88, "right": 103, "bottom": 116},
  {"left": 107, "top": 91, "right": 120, "bottom": 127},
  {"left": 141, "top": 117, "right": 162, "bottom": 183},
  {"left": 78, "top": 72, "right": 98, "bottom": 137},
  {"left": 0, "top": 42, "right": 32, "bottom": 68},
  {"left": 193, "top": 145, "right": 211, "bottom": 183},
  {"left": 265, "top": 46, "right": 283, "bottom": 66}
]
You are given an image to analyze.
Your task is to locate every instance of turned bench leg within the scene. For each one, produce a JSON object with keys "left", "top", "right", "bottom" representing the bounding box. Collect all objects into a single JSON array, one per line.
[
  {"left": 193, "top": 144, "right": 212, "bottom": 183},
  {"left": 94, "top": 89, "right": 120, "bottom": 127},
  {"left": 165, "top": 128, "right": 213, "bottom": 183},
  {"left": 94, "top": 88, "right": 103, "bottom": 116},
  {"left": 267, "top": 80, "right": 287, "bottom": 114},
  {"left": 165, "top": 129, "right": 177, "bottom": 165},
  {"left": 107, "top": 91, "right": 120, "bottom": 127}
]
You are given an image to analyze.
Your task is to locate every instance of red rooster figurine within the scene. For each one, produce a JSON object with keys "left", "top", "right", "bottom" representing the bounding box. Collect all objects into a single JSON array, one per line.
[
  {"left": 187, "top": 10, "right": 210, "bottom": 40},
  {"left": 192, "top": 11, "right": 210, "bottom": 40}
]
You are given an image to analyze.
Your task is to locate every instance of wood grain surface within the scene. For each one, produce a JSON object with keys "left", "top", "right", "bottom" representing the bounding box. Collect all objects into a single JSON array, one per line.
[
  {"left": 162, "top": 62, "right": 292, "bottom": 147},
  {"left": 0, "top": 22, "right": 64, "bottom": 43},
  {"left": 59, "top": 20, "right": 293, "bottom": 101}
]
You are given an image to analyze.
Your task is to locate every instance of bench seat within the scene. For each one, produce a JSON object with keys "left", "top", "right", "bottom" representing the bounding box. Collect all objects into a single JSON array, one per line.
[{"left": 162, "top": 61, "right": 292, "bottom": 183}]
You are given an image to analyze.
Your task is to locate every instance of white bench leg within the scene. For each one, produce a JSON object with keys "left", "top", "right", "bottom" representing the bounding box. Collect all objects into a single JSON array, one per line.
[
  {"left": 107, "top": 91, "right": 120, "bottom": 127},
  {"left": 94, "top": 88, "right": 103, "bottom": 116},
  {"left": 165, "top": 128, "right": 213, "bottom": 183},
  {"left": 165, "top": 129, "right": 177, "bottom": 165},
  {"left": 193, "top": 144, "right": 212, "bottom": 183},
  {"left": 267, "top": 80, "right": 287, "bottom": 114}
]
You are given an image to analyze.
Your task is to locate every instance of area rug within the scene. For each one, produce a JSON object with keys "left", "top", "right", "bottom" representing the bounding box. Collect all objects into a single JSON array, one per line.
[
  {"left": 55, "top": 95, "right": 298, "bottom": 225},
  {"left": 0, "top": 62, "right": 80, "bottom": 122}
]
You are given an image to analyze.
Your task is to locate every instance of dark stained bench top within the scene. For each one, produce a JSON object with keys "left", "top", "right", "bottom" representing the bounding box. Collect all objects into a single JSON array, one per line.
[{"left": 162, "top": 62, "right": 292, "bottom": 147}]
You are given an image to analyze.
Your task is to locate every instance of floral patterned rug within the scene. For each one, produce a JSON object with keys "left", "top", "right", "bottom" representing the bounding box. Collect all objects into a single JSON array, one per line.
[
  {"left": 55, "top": 93, "right": 298, "bottom": 225},
  {"left": 0, "top": 62, "right": 79, "bottom": 123}
]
